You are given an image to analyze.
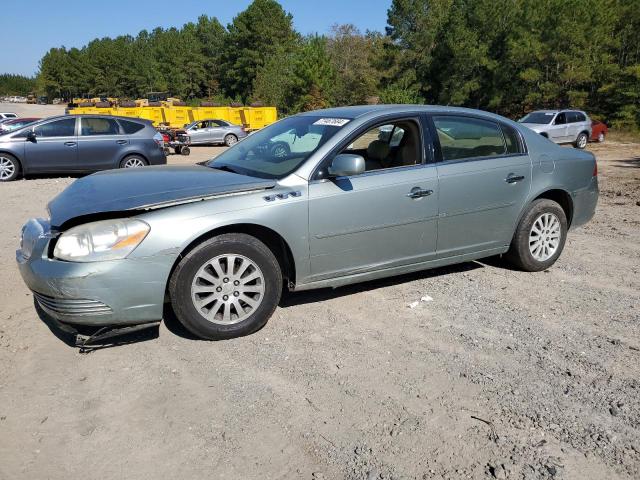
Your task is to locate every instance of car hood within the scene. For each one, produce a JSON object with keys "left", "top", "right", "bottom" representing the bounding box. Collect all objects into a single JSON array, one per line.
[
  {"left": 519, "top": 123, "right": 547, "bottom": 133},
  {"left": 47, "top": 165, "right": 276, "bottom": 227}
]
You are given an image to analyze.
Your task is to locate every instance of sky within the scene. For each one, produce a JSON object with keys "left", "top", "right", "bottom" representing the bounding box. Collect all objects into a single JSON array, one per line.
[{"left": 0, "top": 0, "right": 392, "bottom": 76}]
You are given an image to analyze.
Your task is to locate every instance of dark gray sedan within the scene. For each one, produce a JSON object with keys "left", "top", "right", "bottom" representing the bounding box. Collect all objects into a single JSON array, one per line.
[
  {"left": 0, "top": 115, "right": 166, "bottom": 181},
  {"left": 17, "top": 105, "right": 598, "bottom": 341}
]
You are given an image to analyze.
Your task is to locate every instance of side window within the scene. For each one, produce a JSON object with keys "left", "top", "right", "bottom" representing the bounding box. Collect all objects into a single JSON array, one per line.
[
  {"left": 566, "top": 112, "right": 578, "bottom": 123},
  {"left": 34, "top": 118, "right": 76, "bottom": 137},
  {"left": 502, "top": 125, "right": 523, "bottom": 154},
  {"left": 81, "top": 118, "right": 120, "bottom": 136},
  {"left": 575, "top": 112, "right": 586, "bottom": 122},
  {"left": 342, "top": 120, "right": 422, "bottom": 171},
  {"left": 119, "top": 120, "right": 145, "bottom": 134},
  {"left": 433, "top": 116, "right": 506, "bottom": 161},
  {"left": 554, "top": 113, "right": 566, "bottom": 125}
]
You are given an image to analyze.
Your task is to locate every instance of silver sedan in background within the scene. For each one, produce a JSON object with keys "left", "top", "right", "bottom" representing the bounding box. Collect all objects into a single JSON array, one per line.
[{"left": 184, "top": 119, "right": 247, "bottom": 147}]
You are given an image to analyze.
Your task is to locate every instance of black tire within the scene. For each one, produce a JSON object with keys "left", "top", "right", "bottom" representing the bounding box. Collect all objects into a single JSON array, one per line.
[
  {"left": 505, "top": 199, "right": 568, "bottom": 272},
  {"left": 574, "top": 132, "right": 588, "bottom": 149},
  {"left": 119, "top": 155, "right": 148, "bottom": 168},
  {"left": 0, "top": 153, "right": 20, "bottom": 182},
  {"left": 224, "top": 134, "right": 238, "bottom": 147},
  {"left": 169, "top": 233, "right": 282, "bottom": 340},
  {"left": 180, "top": 146, "right": 191, "bottom": 156}
]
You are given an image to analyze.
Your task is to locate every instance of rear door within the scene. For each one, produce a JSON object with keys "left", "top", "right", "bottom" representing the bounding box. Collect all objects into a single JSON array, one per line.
[
  {"left": 24, "top": 117, "right": 78, "bottom": 172},
  {"left": 548, "top": 112, "right": 568, "bottom": 142},
  {"left": 430, "top": 114, "right": 531, "bottom": 257},
  {"left": 566, "top": 111, "right": 581, "bottom": 141},
  {"left": 77, "top": 117, "right": 128, "bottom": 170}
]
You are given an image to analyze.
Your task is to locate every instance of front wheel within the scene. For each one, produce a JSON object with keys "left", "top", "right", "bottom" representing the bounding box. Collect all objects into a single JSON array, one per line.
[
  {"left": 169, "top": 233, "right": 282, "bottom": 340},
  {"left": 224, "top": 134, "right": 238, "bottom": 147},
  {"left": 574, "top": 132, "right": 588, "bottom": 149},
  {"left": 0, "top": 153, "right": 20, "bottom": 181},
  {"left": 505, "top": 199, "right": 568, "bottom": 272}
]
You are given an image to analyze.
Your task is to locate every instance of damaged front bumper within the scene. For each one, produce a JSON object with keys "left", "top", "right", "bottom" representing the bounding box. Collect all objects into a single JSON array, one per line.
[{"left": 16, "top": 218, "right": 172, "bottom": 326}]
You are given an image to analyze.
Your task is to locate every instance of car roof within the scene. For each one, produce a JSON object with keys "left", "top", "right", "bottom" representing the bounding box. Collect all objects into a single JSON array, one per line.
[
  {"left": 297, "top": 104, "right": 521, "bottom": 125},
  {"left": 37, "top": 114, "right": 150, "bottom": 124}
]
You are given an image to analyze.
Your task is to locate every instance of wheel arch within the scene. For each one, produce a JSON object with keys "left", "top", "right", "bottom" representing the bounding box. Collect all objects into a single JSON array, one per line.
[
  {"left": 0, "top": 150, "right": 23, "bottom": 175},
  {"left": 119, "top": 151, "right": 148, "bottom": 167},
  {"left": 530, "top": 188, "right": 574, "bottom": 226},
  {"left": 167, "top": 223, "right": 297, "bottom": 291}
]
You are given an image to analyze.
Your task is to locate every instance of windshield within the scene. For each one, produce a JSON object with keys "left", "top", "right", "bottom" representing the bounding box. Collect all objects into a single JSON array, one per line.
[
  {"left": 519, "top": 112, "right": 556, "bottom": 124},
  {"left": 206, "top": 115, "right": 351, "bottom": 179}
]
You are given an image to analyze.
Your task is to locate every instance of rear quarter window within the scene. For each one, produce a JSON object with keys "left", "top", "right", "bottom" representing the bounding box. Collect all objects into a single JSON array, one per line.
[{"left": 119, "top": 120, "right": 145, "bottom": 134}]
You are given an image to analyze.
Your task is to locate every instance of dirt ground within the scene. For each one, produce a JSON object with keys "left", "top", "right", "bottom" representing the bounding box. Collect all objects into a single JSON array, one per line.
[{"left": 0, "top": 104, "right": 639, "bottom": 480}]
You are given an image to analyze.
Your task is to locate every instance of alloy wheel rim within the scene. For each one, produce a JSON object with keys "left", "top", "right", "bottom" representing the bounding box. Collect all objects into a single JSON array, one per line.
[
  {"left": 529, "top": 212, "right": 561, "bottom": 262},
  {"left": 0, "top": 156, "right": 15, "bottom": 180},
  {"left": 191, "top": 254, "right": 265, "bottom": 325},
  {"left": 124, "top": 157, "right": 145, "bottom": 168},
  {"left": 598, "top": 133, "right": 604, "bottom": 142},
  {"left": 578, "top": 135, "right": 587, "bottom": 148},
  {"left": 226, "top": 136, "right": 238, "bottom": 146}
]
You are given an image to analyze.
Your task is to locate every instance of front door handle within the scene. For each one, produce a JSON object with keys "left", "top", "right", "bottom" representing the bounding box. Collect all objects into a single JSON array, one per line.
[
  {"left": 406, "top": 187, "right": 433, "bottom": 199},
  {"left": 116, "top": 140, "right": 128, "bottom": 145},
  {"left": 506, "top": 174, "right": 525, "bottom": 183},
  {"left": 64, "top": 141, "right": 76, "bottom": 147}
]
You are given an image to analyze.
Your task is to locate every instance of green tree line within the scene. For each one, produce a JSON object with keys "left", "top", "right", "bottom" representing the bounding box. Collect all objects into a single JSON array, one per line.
[
  {"left": 7, "top": 0, "right": 640, "bottom": 128},
  {"left": 0, "top": 74, "right": 36, "bottom": 96}
]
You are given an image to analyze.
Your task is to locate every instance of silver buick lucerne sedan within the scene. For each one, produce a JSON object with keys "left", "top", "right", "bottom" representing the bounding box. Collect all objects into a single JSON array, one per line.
[{"left": 17, "top": 105, "right": 598, "bottom": 340}]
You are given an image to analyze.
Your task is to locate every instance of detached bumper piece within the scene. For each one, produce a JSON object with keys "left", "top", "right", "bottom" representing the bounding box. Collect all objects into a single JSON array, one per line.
[{"left": 74, "top": 322, "right": 161, "bottom": 353}]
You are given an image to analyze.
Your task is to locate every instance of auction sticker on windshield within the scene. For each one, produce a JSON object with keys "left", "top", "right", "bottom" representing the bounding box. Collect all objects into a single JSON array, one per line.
[{"left": 313, "top": 118, "right": 350, "bottom": 127}]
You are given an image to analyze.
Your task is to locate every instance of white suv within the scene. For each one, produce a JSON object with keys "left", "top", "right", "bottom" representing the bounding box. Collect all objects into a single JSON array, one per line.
[{"left": 518, "top": 109, "right": 592, "bottom": 149}]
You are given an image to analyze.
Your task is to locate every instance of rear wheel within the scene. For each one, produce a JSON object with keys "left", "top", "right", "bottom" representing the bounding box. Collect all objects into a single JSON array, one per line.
[
  {"left": 0, "top": 153, "right": 20, "bottom": 181},
  {"left": 224, "top": 134, "right": 238, "bottom": 147},
  {"left": 505, "top": 199, "right": 568, "bottom": 272},
  {"left": 120, "top": 155, "right": 147, "bottom": 168},
  {"left": 180, "top": 146, "right": 191, "bottom": 156},
  {"left": 574, "top": 132, "right": 588, "bottom": 149},
  {"left": 169, "top": 233, "right": 282, "bottom": 340}
]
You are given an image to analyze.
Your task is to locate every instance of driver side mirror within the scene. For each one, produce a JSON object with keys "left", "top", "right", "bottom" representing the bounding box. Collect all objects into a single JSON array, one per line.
[
  {"left": 328, "top": 154, "right": 365, "bottom": 177},
  {"left": 26, "top": 130, "right": 36, "bottom": 142}
]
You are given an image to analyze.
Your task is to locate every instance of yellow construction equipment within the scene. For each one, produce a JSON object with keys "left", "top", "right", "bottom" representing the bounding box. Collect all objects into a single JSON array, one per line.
[{"left": 67, "top": 100, "right": 277, "bottom": 130}]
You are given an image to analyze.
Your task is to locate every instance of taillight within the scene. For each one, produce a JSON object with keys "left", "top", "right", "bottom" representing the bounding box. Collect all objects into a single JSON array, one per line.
[{"left": 593, "top": 161, "right": 598, "bottom": 177}]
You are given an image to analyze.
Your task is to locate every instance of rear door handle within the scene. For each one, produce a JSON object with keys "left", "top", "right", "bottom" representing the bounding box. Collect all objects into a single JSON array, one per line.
[
  {"left": 406, "top": 187, "right": 433, "bottom": 199},
  {"left": 64, "top": 141, "right": 76, "bottom": 147},
  {"left": 116, "top": 140, "right": 128, "bottom": 145},
  {"left": 506, "top": 174, "right": 525, "bottom": 183}
]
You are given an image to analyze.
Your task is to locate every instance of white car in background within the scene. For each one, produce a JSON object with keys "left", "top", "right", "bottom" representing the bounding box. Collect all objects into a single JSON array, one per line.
[
  {"left": 518, "top": 109, "right": 592, "bottom": 149},
  {"left": 0, "top": 112, "right": 18, "bottom": 120}
]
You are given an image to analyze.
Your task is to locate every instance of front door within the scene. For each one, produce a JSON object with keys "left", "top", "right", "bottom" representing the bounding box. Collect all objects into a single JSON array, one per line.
[
  {"left": 77, "top": 117, "right": 128, "bottom": 170},
  {"left": 24, "top": 117, "right": 78, "bottom": 172},
  {"left": 307, "top": 118, "right": 438, "bottom": 282},
  {"left": 430, "top": 115, "right": 532, "bottom": 257}
]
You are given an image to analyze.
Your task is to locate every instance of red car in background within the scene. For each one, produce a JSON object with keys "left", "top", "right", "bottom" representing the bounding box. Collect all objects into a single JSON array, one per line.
[{"left": 591, "top": 120, "right": 608, "bottom": 143}]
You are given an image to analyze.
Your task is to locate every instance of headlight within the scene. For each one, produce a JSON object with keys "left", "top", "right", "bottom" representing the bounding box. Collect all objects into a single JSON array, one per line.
[{"left": 53, "top": 219, "right": 150, "bottom": 262}]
